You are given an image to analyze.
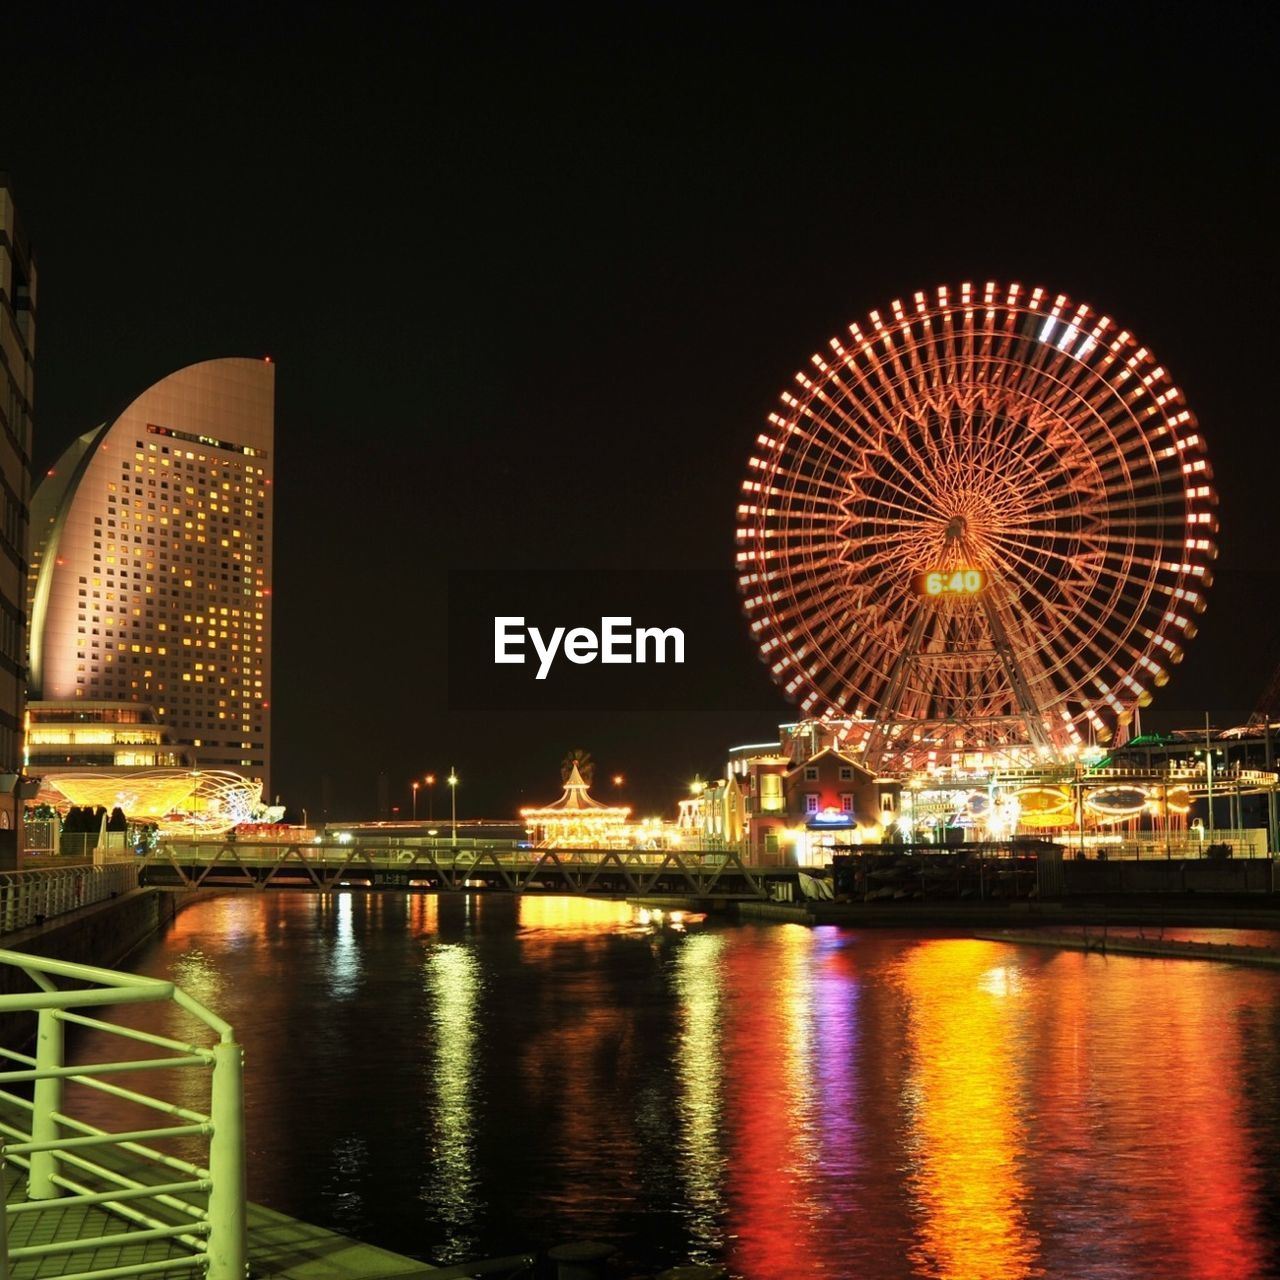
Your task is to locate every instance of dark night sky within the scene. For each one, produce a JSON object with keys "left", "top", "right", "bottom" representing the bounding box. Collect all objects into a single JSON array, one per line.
[{"left": 3, "top": 3, "right": 1277, "bottom": 819}]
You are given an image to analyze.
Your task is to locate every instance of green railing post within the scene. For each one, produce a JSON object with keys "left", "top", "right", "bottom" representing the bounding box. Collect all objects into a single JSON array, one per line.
[
  {"left": 0, "top": 1139, "right": 10, "bottom": 1272},
  {"left": 207, "top": 1038, "right": 248, "bottom": 1280},
  {"left": 29, "top": 1006, "right": 64, "bottom": 1199}
]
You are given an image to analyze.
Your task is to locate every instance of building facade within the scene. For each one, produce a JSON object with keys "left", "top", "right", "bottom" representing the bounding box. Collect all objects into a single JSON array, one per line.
[
  {"left": 782, "top": 746, "right": 883, "bottom": 828},
  {"left": 0, "top": 177, "right": 35, "bottom": 862},
  {"left": 26, "top": 701, "right": 190, "bottom": 771},
  {"left": 28, "top": 358, "right": 274, "bottom": 795},
  {"left": 720, "top": 734, "right": 903, "bottom": 864}
]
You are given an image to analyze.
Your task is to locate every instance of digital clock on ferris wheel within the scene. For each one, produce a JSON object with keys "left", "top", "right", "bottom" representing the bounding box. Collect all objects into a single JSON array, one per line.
[{"left": 910, "top": 568, "right": 987, "bottom": 597}]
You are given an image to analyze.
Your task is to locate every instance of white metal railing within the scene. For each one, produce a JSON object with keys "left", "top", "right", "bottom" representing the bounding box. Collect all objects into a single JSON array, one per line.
[
  {"left": 20, "top": 823, "right": 56, "bottom": 858},
  {"left": 1055, "top": 828, "right": 1270, "bottom": 859},
  {"left": 0, "top": 864, "right": 140, "bottom": 935},
  {"left": 0, "top": 948, "right": 245, "bottom": 1280},
  {"left": 55, "top": 833, "right": 138, "bottom": 862}
]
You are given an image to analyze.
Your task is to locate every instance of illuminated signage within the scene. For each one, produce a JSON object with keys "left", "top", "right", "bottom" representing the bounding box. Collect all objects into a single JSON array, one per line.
[
  {"left": 811, "top": 806, "right": 853, "bottom": 826},
  {"left": 911, "top": 568, "right": 986, "bottom": 597},
  {"left": 147, "top": 423, "right": 268, "bottom": 459}
]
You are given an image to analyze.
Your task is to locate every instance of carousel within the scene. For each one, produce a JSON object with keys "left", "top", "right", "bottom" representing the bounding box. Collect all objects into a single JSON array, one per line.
[{"left": 520, "top": 762, "right": 631, "bottom": 848}]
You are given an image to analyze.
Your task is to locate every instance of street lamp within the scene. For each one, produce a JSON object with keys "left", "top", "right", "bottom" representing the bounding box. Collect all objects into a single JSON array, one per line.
[
  {"left": 448, "top": 768, "right": 458, "bottom": 847},
  {"left": 1206, "top": 749, "right": 1216, "bottom": 840},
  {"left": 412, "top": 780, "right": 419, "bottom": 822},
  {"left": 189, "top": 764, "right": 200, "bottom": 843},
  {"left": 1196, "top": 713, "right": 1222, "bottom": 842},
  {"left": 690, "top": 777, "right": 707, "bottom": 849},
  {"left": 425, "top": 773, "right": 436, "bottom": 820}
]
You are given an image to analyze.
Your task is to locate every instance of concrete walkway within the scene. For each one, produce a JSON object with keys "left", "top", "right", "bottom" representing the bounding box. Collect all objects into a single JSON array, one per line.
[
  {"left": 3, "top": 1164, "right": 438, "bottom": 1278},
  {"left": 245, "top": 1200, "right": 438, "bottom": 1278},
  {"left": 975, "top": 928, "right": 1280, "bottom": 967}
]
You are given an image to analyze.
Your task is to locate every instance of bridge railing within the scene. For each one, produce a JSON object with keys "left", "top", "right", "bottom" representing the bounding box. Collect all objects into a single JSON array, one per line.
[
  {"left": 151, "top": 837, "right": 743, "bottom": 860},
  {"left": 0, "top": 864, "right": 140, "bottom": 936},
  {"left": 0, "top": 948, "right": 245, "bottom": 1280}
]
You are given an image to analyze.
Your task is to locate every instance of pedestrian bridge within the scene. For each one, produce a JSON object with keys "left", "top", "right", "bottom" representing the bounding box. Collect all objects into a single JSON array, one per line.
[{"left": 137, "top": 837, "right": 783, "bottom": 900}]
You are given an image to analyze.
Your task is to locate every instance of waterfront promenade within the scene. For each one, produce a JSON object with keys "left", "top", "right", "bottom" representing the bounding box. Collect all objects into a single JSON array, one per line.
[
  {"left": 125, "top": 831, "right": 1276, "bottom": 906},
  {"left": 974, "top": 927, "right": 1280, "bottom": 967}
]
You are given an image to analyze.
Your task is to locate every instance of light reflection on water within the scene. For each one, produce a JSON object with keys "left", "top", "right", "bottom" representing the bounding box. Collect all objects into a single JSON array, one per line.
[
  {"left": 328, "top": 892, "right": 358, "bottom": 999},
  {"left": 895, "top": 940, "right": 1038, "bottom": 1280},
  {"left": 674, "top": 931, "right": 726, "bottom": 1259},
  {"left": 422, "top": 943, "right": 483, "bottom": 1262},
  {"left": 63, "top": 897, "right": 1280, "bottom": 1278}
]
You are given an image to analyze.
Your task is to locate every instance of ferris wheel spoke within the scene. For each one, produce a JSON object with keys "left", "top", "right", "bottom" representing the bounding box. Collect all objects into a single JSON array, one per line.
[
  {"left": 988, "top": 551, "right": 1154, "bottom": 689},
  {"left": 972, "top": 519, "right": 1163, "bottom": 683},
  {"left": 840, "top": 464, "right": 941, "bottom": 518},
  {"left": 827, "top": 349, "right": 924, "bottom": 459}
]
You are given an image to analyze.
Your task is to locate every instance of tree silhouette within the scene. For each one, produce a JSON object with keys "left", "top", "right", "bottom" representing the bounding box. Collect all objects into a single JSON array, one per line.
[{"left": 560, "top": 749, "right": 594, "bottom": 785}]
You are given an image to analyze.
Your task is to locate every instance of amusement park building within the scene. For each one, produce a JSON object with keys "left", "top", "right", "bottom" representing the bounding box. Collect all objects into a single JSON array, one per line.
[
  {"left": 26, "top": 701, "right": 190, "bottom": 771},
  {"left": 27, "top": 358, "right": 274, "bottom": 796},
  {"left": 521, "top": 762, "right": 631, "bottom": 846},
  {"left": 716, "top": 736, "right": 899, "bottom": 862},
  {"left": 698, "top": 718, "right": 1278, "bottom": 862},
  {"left": 0, "top": 178, "right": 35, "bottom": 864}
]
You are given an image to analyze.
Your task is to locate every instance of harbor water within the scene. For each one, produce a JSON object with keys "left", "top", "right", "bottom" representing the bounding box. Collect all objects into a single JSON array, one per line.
[{"left": 67, "top": 893, "right": 1280, "bottom": 1278}]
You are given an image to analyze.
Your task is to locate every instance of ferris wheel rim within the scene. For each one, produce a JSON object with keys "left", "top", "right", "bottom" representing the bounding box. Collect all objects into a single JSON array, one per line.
[{"left": 736, "top": 280, "right": 1216, "bottom": 764}]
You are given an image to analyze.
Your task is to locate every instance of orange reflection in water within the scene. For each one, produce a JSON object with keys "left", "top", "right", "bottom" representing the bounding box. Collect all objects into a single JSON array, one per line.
[
  {"left": 896, "top": 939, "right": 1038, "bottom": 1280},
  {"left": 515, "top": 894, "right": 633, "bottom": 934},
  {"left": 516, "top": 895, "right": 644, "bottom": 1233},
  {"left": 1031, "top": 949, "right": 1269, "bottom": 1279},
  {"left": 722, "top": 925, "right": 822, "bottom": 1278}
]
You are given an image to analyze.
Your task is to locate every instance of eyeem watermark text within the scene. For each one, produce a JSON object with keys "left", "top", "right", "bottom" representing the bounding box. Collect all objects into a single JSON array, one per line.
[{"left": 494, "top": 616, "right": 686, "bottom": 679}]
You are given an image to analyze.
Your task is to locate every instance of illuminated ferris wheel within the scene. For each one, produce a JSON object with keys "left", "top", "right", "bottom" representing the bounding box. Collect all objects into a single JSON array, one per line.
[{"left": 736, "top": 281, "right": 1217, "bottom": 769}]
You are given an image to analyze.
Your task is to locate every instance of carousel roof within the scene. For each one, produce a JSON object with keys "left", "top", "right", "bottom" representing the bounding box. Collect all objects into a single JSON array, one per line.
[{"left": 520, "top": 763, "right": 631, "bottom": 820}]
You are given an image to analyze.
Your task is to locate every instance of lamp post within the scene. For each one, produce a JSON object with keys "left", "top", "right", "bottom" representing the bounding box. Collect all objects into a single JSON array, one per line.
[
  {"left": 1075, "top": 765, "right": 1086, "bottom": 859},
  {"left": 1196, "top": 713, "right": 1221, "bottom": 844},
  {"left": 448, "top": 768, "right": 458, "bottom": 848},
  {"left": 412, "top": 781, "right": 419, "bottom": 822},
  {"left": 189, "top": 762, "right": 200, "bottom": 845},
  {"left": 690, "top": 777, "right": 707, "bottom": 849},
  {"left": 1206, "top": 713, "right": 1215, "bottom": 840},
  {"left": 1206, "top": 749, "right": 1217, "bottom": 841},
  {"left": 425, "top": 774, "right": 436, "bottom": 821}
]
